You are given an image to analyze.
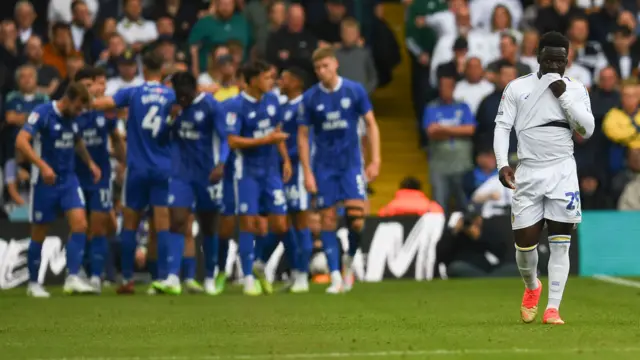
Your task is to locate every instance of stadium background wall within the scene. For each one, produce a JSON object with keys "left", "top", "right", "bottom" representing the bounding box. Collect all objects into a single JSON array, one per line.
[{"left": 0, "top": 215, "right": 581, "bottom": 290}]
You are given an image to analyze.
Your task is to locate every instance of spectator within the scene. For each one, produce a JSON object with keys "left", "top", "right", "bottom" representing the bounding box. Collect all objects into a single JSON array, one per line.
[
  {"left": 618, "top": 149, "right": 640, "bottom": 210},
  {"left": 475, "top": 61, "right": 518, "bottom": 155},
  {"left": 312, "top": 0, "right": 348, "bottom": 46},
  {"left": 471, "top": 170, "right": 513, "bottom": 219},
  {"left": 469, "top": 0, "right": 523, "bottom": 31},
  {"left": 227, "top": 39, "right": 245, "bottom": 67},
  {"left": 43, "top": 22, "right": 80, "bottom": 79},
  {"left": 612, "top": 148, "right": 640, "bottom": 203},
  {"left": 603, "top": 84, "right": 640, "bottom": 149},
  {"left": 415, "top": 0, "right": 466, "bottom": 38},
  {"left": 3, "top": 64, "right": 49, "bottom": 162},
  {"left": 116, "top": 0, "right": 158, "bottom": 51},
  {"left": 378, "top": 176, "right": 443, "bottom": 217},
  {"left": 535, "top": 0, "right": 585, "bottom": 35},
  {"left": 436, "top": 36, "right": 468, "bottom": 84},
  {"left": 92, "top": 17, "right": 118, "bottom": 65},
  {"left": 423, "top": 74, "right": 476, "bottom": 212},
  {"left": 565, "top": 46, "right": 593, "bottom": 89},
  {"left": 0, "top": 20, "right": 21, "bottom": 78},
  {"left": 520, "top": 0, "right": 551, "bottom": 31},
  {"left": 567, "top": 16, "right": 608, "bottom": 79},
  {"left": 245, "top": 0, "right": 284, "bottom": 59},
  {"left": 150, "top": 18, "right": 190, "bottom": 67},
  {"left": 155, "top": 36, "right": 188, "bottom": 74},
  {"left": 105, "top": 49, "right": 144, "bottom": 96},
  {"left": 51, "top": 53, "right": 85, "bottom": 99},
  {"left": 453, "top": 57, "right": 495, "bottom": 115},
  {"left": 266, "top": 4, "right": 318, "bottom": 75},
  {"left": 579, "top": 169, "right": 614, "bottom": 210},
  {"left": 465, "top": 147, "right": 499, "bottom": 197},
  {"left": 14, "top": 0, "right": 45, "bottom": 51},
  {"left": 487, "top": 5, "right": 522, "bottom": 62},
  {"left": 486, "top": 33, "right": 532, "bottom": 82},
  {"left": 4, "top": 157, "right": 30, "bottom": 208},
  {"left": 588, "top": 0, "right": 622, "bottom": 44},
  {"left": 71, "top": 0, "right": 98, "bottom": 64},
  {"left": 149, "top": 0, "right": 198, "bottom": 43},
  {"left": 189, "top": 0, "right": 251, "bottom": 75},
  {"left": 437, "top": 204, "right": 518, "bottom": 278},
  {"left": 48, "top": 0, "right": 99, "bottom": 25},
  {"left": 335, "top": 18, "right": 377, "bottom": 95},
  {"left": 95, "top": 33, "right": 128, "bottom": 79},
  {"left": 23, "top": 36, "right": 62, "bottom": 97},
  {"left": 519, "top": 30, "right": 539, "bottom": 72},
  {"left": 603, "top": 25, "right": 640, "bottom": 81}
]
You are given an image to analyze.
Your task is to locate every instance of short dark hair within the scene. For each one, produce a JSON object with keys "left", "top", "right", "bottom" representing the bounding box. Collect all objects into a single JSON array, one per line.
[
  {"left": 399, "top": 176, "right": 421, "bottom": 191},
  {"left": 500, "top": 32, "right": 517, "bottom": 45},
  {"left": 538, "top": 31, "right": 570, "bottom": 53},
  {"left": 241, "top": 60, "right": 271, "bottom": 84},
  {"left": 170, "top": 71, "right": 197, "bottom": 94},
  {"left": 93, "top": 66, "right": 107, "bottom": 78},
  {"left": 142, "top": 51, "right": 164, "bottom": 73},
  {"left": 65, "top": 82, "right": 91, "bottom": 104},
  {"left": 284, "top": 66, "right": 309, "bottom": 90},
  {"left": 495, "top": 59, "right": 516, "bottom": 73},
  {"left": 51, "top": 22, "right": 70, "bottom": 34},
  {"left": 74, "top": 66, "right": 95, "bottom": 82}
]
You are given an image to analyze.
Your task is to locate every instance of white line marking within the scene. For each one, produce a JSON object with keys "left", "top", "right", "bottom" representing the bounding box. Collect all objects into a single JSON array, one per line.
[
  {"left": 593, "top": 275, "right": 640, "bottom": 289},
  {"left": 32, "top": 347, "right": 640, "bottom": 360}
]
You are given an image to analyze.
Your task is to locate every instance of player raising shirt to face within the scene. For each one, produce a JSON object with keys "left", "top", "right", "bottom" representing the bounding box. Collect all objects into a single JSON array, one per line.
[
  {"left": 225, "top": 60, "right": 292, "bottom": 296},
  {"left": 93, "top": 52, "right": 177, "bottom": 295},
  {"left": 298, "top": 47, "right": 381, "bottom": 294},
  {"left": 493, "top": 32, "right": 595, "bottom": 325},
  {"left": 74, "top": 67, "right": 126, "bottom": 293},
  {"left": 151, "top": 72, "right": 228, "bottom": 295},
  {"left": 17, "top": 83, "right": 102, "bottom": 298}
]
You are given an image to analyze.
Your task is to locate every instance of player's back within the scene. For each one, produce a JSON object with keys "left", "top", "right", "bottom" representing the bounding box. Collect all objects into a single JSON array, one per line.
[
  {"left": 75, "top": 111, "right": 114, "bottom": 189},
  {"left": 115, "top": 82, "right": 176, "bottom": 171},
  {"left": 504, "top": 73, "right": 587, "bottom": 164},
  {"left": 225, "top": 92, "right": 281, "bottom": 177},
  {"left": 302, "top": 78, "right": 370, "bottom": 170},
  {"left": 172, "top": 92, "right": 226, "bottom": 182}
]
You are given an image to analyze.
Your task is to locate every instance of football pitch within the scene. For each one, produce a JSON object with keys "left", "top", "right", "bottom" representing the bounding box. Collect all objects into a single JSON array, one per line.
[{"left": 2, "top": 278, "right": 640, "bottom": 360}]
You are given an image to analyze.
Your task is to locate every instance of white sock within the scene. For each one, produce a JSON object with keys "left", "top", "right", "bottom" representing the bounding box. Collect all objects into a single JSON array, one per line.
[
  {"left": 330, "top": 270, "right": 342, "bottom": 286},
  {"left": 515, "top": 244, "right": 539, "bottom": 290},
  {"left": 547, "top": 235, "right": 571, "bottom": 310}
]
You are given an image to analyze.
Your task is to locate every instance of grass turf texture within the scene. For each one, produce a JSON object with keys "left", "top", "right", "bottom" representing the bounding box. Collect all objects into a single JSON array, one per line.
[{"left": 2, "top": 278, "right": 640, "bottom": 360}]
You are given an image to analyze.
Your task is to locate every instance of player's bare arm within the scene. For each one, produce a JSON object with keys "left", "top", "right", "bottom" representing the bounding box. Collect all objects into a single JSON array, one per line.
[
  {"left": 227, "top": 129, "right": 289, "bottom": 149},
  {"left": 15, "top": 129, "right": 56, "bottom": 185},
  {"left": 277, "top": 139, "right": 292, "bottom": 183},
  {"left": 5, "top": 110, "right": 27, "bottom": 126},
  {"left": 297, "top": 124, "right": 316, "bottom": 194},
  {"left": 74, "top": 137, "right": 102, "bottom": 184},
  {"left": 109, "top": 129, "right": 126, "bottom": 164},
  {"left": 92, "top": 96, "right": 117, "bottom": 111},
  {"left": 363, "top": 111, "right": 381, "bottom": 181},
  {"left": 428, "top": 123, "right": 475, "bottom": 139}
]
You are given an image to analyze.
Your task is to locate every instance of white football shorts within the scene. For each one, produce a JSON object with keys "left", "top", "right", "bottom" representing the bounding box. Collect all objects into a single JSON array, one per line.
[{"left": 511, "top": 156, "right": 582, "bottom": 230}]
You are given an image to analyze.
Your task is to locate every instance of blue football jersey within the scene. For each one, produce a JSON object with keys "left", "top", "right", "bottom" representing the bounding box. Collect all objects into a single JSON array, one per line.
[
  {"left": 280, "top": 95, "right": 304, "bottom": 159},
  {"left": 224, "top": 92, "right": 283, "bottom": 176},
  {"left": 75, "top": 111, "right": 116, "bottom": 189},
  {"left": 22, "top": 101, "right": 80, "bottom": 184},
  {"left": 172, "top": 93, "right": 228, "bottom": 181},
  {"left": 113, "top": 81, "right": 176, "bottom": 171},
  {"left": 299, "top": 77, "right": 372, "bottom": 169}
]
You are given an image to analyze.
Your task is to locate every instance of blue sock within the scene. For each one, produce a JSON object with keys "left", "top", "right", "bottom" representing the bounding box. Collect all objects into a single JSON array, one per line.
[
  {"left": 238, "top": 231, "right": 255, "bottom": 276},
  {"left": 91, "top": 236, "right": 108, "bottom": 278},
  {"left": 257, "top": 233, "right": 279, "bottom": 263},
  {"left": 321, "top": 230, "right": 340, "bottom": 272},
  {"left": 120, "top": 229, "right": 137, "bottom": 281},
  {"left": 28, "top": 241, "right": 43, "bottom": 282},
  {"left": 83, "top": 241, "right": 92, "bottom": 276},
  {"left": 254, "top": 234, "right": 266, "bottom": 262},
  {"left": 218, "top": 238, "right": 229, "bottom": 274},
  {"left": 202, "top": 235, "right": 219, "bottom": 278},
  {"left": 281, "top": 229, "right": 298, "bottom": 271},
  {"left": 166, "top": 231, "right": 184, "bottom": 276},
  {"left": 348, "top": 229, "right": 360, "bottom": 257},
  {"left": 182, "top": 257, "right": 196, "bottom": 280},
  {"left": 66, "top": 232, "right": 87, "bottom": 275},
  {"left": 148, "top": 259, "right": 158, "bottom": 280},
  {"left": 156, "top": 230, "right": 169, "bottom": 280},
  {"left": 296, "top": 228, "right": 313, "bottom": 273}
]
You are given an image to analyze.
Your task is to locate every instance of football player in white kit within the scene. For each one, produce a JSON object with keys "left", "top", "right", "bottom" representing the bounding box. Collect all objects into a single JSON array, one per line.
[{"left": 493, "top": 32, "right": 595, "bottom": 325}]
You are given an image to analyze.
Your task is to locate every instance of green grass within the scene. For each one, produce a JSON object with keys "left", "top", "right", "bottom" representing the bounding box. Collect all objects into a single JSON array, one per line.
[{"left": 2, "top": 278, "right": 640, "bottom": 359}]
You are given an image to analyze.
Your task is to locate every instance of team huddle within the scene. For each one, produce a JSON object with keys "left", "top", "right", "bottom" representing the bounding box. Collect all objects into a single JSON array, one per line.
[{"left": 19, "top": 47, "right": 381, "bottom": 298}]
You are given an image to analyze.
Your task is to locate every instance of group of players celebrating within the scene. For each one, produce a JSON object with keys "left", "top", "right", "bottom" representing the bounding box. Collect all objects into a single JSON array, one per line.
[{"left": 20, "top": 46, "right": 381, "bottom": 298}]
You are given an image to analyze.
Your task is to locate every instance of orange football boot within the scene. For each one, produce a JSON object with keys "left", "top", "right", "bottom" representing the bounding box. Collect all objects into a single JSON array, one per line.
[
  {"left": 521, "top": 279, "right": 542, "bottom": 323},
  {"left": 542, "top": 308, "right": 565, "bottom": 325}
]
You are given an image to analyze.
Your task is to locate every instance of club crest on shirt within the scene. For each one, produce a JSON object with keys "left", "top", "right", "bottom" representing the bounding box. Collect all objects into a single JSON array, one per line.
[
  {"left": 316, "top": 104, "right": 325, "bottom": 111},
  {"left": 225, "top": 112, "right": 237, "bottom": 126},
  {"left": 55, "top": 124, "right": 62, "bottom": 131},
  {"left": 96, "top": 116, "right": 105, "bottom": 127},
  {"left": 27, "top": 112, "right": 39, "bottom": 125},
  {"left": 267, "top": 105, "right": 276, "bottom": 116},
  {"left": 194, "top": 111, "right": 205, "bottom": 122},
  {"left": 249, "top": 111, "right": 256, "bottom": 119},
  {"left": 284, "top": 110, "right": 293, "bottom": 121},
  {"left": 341, "top": 97, "right": 351, "bottom": 109}
]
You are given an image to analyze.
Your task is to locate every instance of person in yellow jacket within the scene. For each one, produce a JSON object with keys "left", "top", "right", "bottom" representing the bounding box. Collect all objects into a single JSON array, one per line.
[{"left": 602, "top": 84, "right": 640, "bottom": 148}]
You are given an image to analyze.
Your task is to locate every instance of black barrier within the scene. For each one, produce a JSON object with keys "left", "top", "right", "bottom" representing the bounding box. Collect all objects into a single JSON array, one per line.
[{"left": 0, "top": 215, "right": 578, "bottom": 289}]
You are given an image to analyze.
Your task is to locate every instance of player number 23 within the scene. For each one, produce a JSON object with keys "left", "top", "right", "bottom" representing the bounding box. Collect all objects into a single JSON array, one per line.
[{"left": 565, "top": 191, "right": 580, "bottom": 210}]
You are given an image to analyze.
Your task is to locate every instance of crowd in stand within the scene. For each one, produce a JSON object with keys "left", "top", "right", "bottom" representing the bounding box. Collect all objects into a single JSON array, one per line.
[
  {"left": 406, "top": 0, "right": 640, "bottom": 215},
  {"left": 0, "top": 0, "right": 400, "bottom": 219}
]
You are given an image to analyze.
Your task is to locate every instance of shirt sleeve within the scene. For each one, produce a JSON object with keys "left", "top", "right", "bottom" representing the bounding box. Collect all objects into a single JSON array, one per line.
[
  {"left": 461, "top": 103, "right": 476, "bottom": 126},
  {"left": 354, "top": 84, "right": 373, "bottom": 116},
  {"left": 297, "top": 95, "right": 311, "bottom": 126},
  {"left": 212, "top": 100, "right": 229, "bottom": 165},
  {"left": 493, "top": 84, "right": 517, "bottom": 169},
  {"left": 188, "top": 19, "right": 206, "bottom": 45},
  {"left": 22, "top": 107, "right": 45, "bottom": 136},
  {"left": 5, "top": 95, "right": 19, "bottom": 112},
  {"left": 422, "top": 105, "right": 434, "bottom": 129},
  {"left": 558, "top": 84, "right": 595, "bottom": 139},
  {"left": 112, "top": 87, "right": 134, "bottom": 108}
]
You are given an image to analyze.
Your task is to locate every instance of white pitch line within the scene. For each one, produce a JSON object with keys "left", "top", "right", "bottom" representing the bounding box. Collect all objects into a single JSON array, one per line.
[
  {"left": 593, "top": 275, "right": 640, "bottom": 289},
  {"left": 31, "top": 347, "right": 640, "bottom": 360}
]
